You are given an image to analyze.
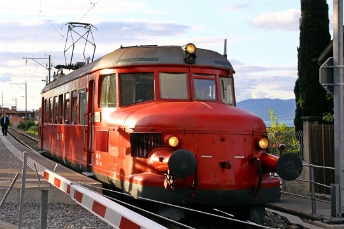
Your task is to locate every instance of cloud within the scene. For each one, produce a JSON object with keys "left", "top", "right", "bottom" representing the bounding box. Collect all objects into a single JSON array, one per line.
[
  {"left": 250, "top": 9, "right": 300, "bottom": 31},
  {"left": 97, "top": 19, "right": 190, "bottom": 38},
  {"left": 0, "top": 19, "right": 193, "bottom": 57},
  {"left": 219, "top": 4, "right": 249, "bottom": 12},
  {"left": 251, "top": 90, "right": 270, "bottom": 99},
  {"left": 232, "top": 61, "right": 297, "bottom": 102},
  {"left": 0, "top": 1, "right": 149, "bottom": 20},
  {"left": 0, "top": 1, "right": 301, "bottom": 109}
]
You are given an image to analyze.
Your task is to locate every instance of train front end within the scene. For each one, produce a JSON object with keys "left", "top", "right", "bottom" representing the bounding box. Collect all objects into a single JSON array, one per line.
[
  {"left": 100, "top": 43, "right": 303, "bottom": 208},
  {"left": 91, "top": 43, "right": 302, "bottom": 222},
  {"left": 125, "top": 101, "right": 302, "bottom": 206}
]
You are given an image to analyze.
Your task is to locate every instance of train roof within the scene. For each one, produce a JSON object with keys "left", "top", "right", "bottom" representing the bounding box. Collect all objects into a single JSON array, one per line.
[{"left": 42, "top": 44, "right": 234, "bottom": 93}]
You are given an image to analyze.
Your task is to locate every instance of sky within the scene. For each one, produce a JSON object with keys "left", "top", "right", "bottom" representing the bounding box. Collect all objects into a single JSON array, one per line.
[{"left": 0, "top": 0, "right": 336, "bottom": 111}]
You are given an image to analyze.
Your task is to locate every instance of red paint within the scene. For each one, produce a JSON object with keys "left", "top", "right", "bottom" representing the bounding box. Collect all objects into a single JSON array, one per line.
[
  {"left": 119, "top": 217, "right": 141, "bottom": 229},
  {"left": 92, "top": 201, "right": 107, "bottom": 218},
  {"left": 39, "top": 44, "right": 299, "bottom": 209},
  {"left": 74, "top": 190, "right": 83, "bottom": 203}
]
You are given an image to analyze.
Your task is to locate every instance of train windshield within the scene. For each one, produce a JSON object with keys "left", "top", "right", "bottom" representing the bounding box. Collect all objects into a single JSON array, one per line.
[
  {"left": 119, "top": 72, "right": 154, "bottom": 106},
  {"left": 159, "top": 73, "right": 188, "bottom": 99},
  {"left": 220, "top": 76, "right": 235, "bottom": 105},
  {"left": 194, "top": 79, "right": 217, "bottom": 100}
]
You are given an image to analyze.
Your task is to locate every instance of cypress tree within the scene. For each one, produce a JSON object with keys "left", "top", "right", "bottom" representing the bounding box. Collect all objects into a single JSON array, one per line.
[{"left": 294, "top": 0, "right": 333, "bottom": 131}]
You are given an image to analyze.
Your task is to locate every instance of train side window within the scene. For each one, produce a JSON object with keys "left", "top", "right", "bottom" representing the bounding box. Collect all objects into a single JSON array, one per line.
[
  {"left": 49, "top": 98, "right": 53, "bottom": 123},
  {"left": 159, "top": 73, "right": 188, "bottom": 99},
  {"left": 79, "top": 88, "right": 87, "bottom": 125},
  {"left": 64, "top": 93, "right": 70, "bottom": 124},
  {"left": 71, "top": 90, "right": 78, "bottom": 124},
  {"left": 220, "top": 76, "right": 235, "bottom": 105},
  {"left": 53, "top": 96, "right": 58, "bottom": 124},
  {"left": 194, "top": 79, "right": 216, "bottom": 100},
  {"left": 119, "top": 73, "right": 154, "bottom": 106},
  {"left": 100, "top": 74, "right": 117, "bottom": 108},
  {"left": 44, "top": 99, "right": 49, "bottom": 123},
  {"left": 58, "top": 94, "right": 63, "bottom": 124}
]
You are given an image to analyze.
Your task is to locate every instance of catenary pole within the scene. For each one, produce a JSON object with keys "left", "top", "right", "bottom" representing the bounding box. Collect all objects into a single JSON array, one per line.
[
  {"left": 333, "top": 0, "right": 344, "bottom": 216},
  {"left": 22, "top": 55, "right": 51, "bottom": 83}
]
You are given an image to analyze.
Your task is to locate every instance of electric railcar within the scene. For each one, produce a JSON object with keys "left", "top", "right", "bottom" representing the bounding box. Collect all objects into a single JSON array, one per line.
[{"left": 38, "top": 43, "right": 302, "bottom": 221}]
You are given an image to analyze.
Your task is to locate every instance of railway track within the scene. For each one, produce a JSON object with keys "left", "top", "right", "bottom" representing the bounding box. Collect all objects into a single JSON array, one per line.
[
  {"left": 8, "top": 128, "right": 39, "bottom": 152},
  {"left": 7, "top": 128, "right": 302, "bottom": 229}
]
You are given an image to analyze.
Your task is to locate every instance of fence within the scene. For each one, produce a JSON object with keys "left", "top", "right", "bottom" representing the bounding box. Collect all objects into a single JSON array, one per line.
[
  {"left": 0, "top": 145, "right": 23, "bottom": 210},
  {"left": 268, "top": 124, "right": 335, "bottom": 196},
  {"left": 0, "top": 136, "right": 112, "bottom": 229},
  {"left": 0, "top": 152, "right": 48, "bottom": 228},
  {"left": 281, "top": 163, "right": 333, "bottom": 216},
  {"left": 268, "top": 131, "right": 304, "bottom": 159},
  {"left": 309, "top": 124, "right": 334, "bottom": 195}
]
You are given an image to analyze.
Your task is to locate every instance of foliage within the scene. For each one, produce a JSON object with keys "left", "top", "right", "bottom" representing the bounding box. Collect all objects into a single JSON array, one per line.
[
  {"left": 323, "top": 112, "right": 334, "bottom": 123},
  {"left": 293, "top": 78, "right": 303, "bottom": 130},
  {"left": 17, "top": 120, "right": 36, "bottom": 131},
  {"left": 267, "top": 109, "right": 301, "bottom": 155},
  {"left": 27, "top": 124, "right": 38, "bottom": 136},
  {"left": 294, "top": 0, "right": 333, "bottom": 131},
  {"left": 322, "top": 93, "right": 334, "bottom": 123}
]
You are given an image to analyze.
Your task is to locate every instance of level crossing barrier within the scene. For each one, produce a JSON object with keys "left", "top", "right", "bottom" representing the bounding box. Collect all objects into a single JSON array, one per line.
[{"left": 44, "top": 169, "right": 167, "bottom": 229}]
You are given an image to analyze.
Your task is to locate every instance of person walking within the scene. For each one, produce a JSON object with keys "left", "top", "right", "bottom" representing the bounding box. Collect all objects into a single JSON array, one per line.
[{"left": 1, "top": 113, "right": 9, "bottom": 136}]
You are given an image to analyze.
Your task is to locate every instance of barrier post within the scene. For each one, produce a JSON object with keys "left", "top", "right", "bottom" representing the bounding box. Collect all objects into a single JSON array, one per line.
[
  {"left": 331, "top": 184, "right": 340, "bottom": 217},
  {"left": 310, "top": 164, "right": 316, "bottom": 214},
  {"left": 18, "top": 151, "right": 28, "bottom": 229},
  {"left": 40, "top": 188, "right": 49, "bottom": 229}
]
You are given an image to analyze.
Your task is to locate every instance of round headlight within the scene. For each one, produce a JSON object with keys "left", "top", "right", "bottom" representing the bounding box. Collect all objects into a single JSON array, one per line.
[
  {"left": 258, "top": 138, "right": 269, "bottom": 149},
  {"left": 168, "top": 136, "right": 179, "bottom": 148},
  {"left": 185, "top": 43, "right": 196, "bottom": 53}
]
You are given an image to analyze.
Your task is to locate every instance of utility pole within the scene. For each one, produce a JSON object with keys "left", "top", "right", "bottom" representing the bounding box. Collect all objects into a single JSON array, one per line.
[
  {"left": 13, "top": 98, "right": 17, "bottom": 111},
  {"left": 25, "top": 82, "right": 27, "bottom": 130},
  {"left": 333, "top": 0, "right": 344, "bottom": 217},
  {"left": 12, "top": 98, "right": 17, "bottom": 126},
  {"left": 11, "top": 83, "right": 27, "bottom": 130},
  {"left": 22, "top": 55, "right": 52, "bottom": 83}
]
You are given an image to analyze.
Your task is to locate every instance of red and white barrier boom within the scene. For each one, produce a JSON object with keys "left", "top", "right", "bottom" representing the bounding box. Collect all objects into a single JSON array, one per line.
[{"left": 44, "top": 169, "right": 167, "bottom": 229}]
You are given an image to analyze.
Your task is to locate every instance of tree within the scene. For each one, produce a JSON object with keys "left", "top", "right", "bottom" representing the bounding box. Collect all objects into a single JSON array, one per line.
[{"left": 294, "top": 0, "right": 333, "bottom": 131}]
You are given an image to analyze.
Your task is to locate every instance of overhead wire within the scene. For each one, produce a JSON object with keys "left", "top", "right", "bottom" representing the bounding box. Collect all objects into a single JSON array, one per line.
[
  {"left": 78, "top": 0, "right": 101, "bottom": 22},
  {"left": 31, "top": 0, "right": 42, "bottom": 56},
  {"left": 22, "top": 0, "right": 43, "bottom": 82},
  {"left": 23, "top": 0, "right": 102, "bottom": 82}
]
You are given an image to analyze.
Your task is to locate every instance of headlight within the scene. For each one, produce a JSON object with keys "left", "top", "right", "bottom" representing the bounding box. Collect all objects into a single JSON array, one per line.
[
  {"left": 258, "top": 138, "right": 269, "bottom": 149},
  {"left": 165, "top": 135, "right": 180, "bottom": 148},
  {"left": 182, "top": 43, "right": 197, "bottom": 64},
  {"left": 185, "top": 43, "right": 196, "bottom": 53}
]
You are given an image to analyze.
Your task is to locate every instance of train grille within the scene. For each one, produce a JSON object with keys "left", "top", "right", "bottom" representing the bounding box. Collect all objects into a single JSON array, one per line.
[
  {"left": 130, "top": 133, "right": 163, "bottom": 158},
  {"left": 95, "top": 131, "right": 109, "bottom": 152}
]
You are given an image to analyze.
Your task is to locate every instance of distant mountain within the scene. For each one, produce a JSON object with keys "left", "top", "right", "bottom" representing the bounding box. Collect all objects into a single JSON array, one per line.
[{"left": 236, "top": 98, "right": 296, "bottom": 127}]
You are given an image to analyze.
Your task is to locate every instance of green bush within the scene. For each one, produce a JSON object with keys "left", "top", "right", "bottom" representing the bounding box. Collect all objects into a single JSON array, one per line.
[
  {"left": 17, "top": 120, "right": 36, "bottom": 130},
  {"left": 267, "top": 109, "right": 301, "bottom": 155},
  {"left": 27, "top": 124, "right": 38, "bottom": 136}
]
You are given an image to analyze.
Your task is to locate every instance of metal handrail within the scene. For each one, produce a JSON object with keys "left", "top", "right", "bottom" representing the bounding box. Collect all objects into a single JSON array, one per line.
[{"left": 281, "top": 163, "right": 334, "bottom": 215}]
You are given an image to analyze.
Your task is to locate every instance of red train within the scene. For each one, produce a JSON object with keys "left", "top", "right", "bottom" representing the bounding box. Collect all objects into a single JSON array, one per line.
[{"left": 38, "top": 43, "right": 302, "bottom": 222}]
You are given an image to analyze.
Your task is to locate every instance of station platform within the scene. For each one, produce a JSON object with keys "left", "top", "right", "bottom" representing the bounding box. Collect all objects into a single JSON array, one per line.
[
  {"left": 0, "top": 134, "right": 168, "bottom": 229},
  {"left": 0, "top": 134, "right": 102, "bottom": 227},
  {"left": 267, "top": 195, "right": 344, "bottom": 229}
]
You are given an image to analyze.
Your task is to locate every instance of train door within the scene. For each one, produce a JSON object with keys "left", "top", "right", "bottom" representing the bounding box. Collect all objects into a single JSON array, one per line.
[
  {"left": 88, "top": 80, "right": 95, "bottom": 167},
  {"left": 38, "top": 97, "right": 45, "bottom": 150}
]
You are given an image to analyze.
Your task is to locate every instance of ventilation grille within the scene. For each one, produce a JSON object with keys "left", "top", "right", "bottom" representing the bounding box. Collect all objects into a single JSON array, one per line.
[
  {"left": 118, "top": 57, "right": 159, "bottom": 63},
  {"left": 130, "top": 133, "right": 163, "bottom": 158},
  {"left": 95, "top": 131, "right": 109, "bottom": 152}
]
